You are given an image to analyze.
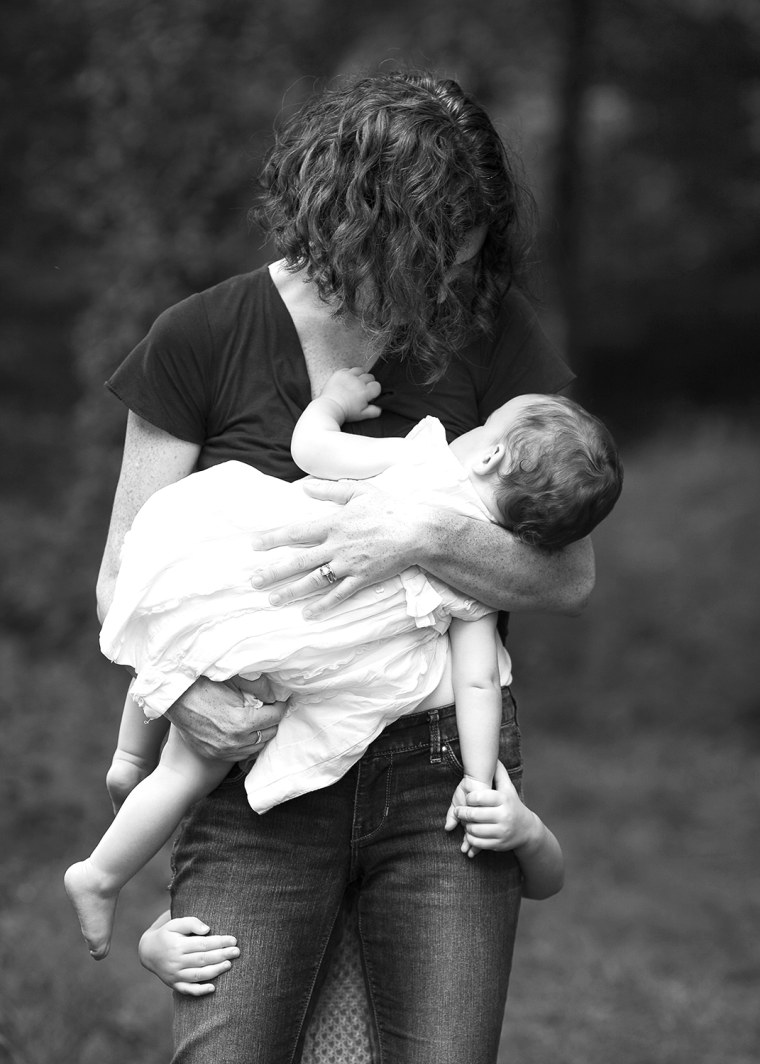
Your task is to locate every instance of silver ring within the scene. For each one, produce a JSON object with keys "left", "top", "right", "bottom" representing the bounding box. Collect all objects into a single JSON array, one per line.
[
  {"left": 318, "top": 563, "right": 338, "bottom": 585},
  {"left": 254, "top": 729, "right": 262, "bottom": 747}
]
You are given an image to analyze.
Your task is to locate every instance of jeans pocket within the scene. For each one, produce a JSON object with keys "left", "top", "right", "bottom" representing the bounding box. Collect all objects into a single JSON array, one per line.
[{"left": 441, "top": 723, "right": 522, "bottom": 781}]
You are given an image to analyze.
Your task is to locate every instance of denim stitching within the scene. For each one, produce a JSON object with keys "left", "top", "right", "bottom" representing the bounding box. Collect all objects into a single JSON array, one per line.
[
  {"left": 353, "top": 753, "right": 394, "bottom": 844},
  {"left": 288, "top": 902, "right": 348, "bottom": 1064},
  {"left": 356, "top": 902, "right": 385, "bottom": 1064}
]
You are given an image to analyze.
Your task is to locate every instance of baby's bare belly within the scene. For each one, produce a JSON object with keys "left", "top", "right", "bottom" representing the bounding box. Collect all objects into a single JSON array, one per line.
[{"left": 415, "top": 648, "right": 455, "bottom": 711}]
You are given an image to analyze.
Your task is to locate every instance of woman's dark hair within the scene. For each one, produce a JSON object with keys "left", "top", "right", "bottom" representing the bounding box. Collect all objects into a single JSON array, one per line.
[
  {"left": 251, "top": 70, "right": 536, "bottom": 381},
  {"left": 495, "top": 397, "right": 623, "bottom": 552}
]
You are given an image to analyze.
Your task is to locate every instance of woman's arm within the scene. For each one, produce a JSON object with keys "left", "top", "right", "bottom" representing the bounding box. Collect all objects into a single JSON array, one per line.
[
  {"left": 97, "top": 411, "right": 202, "bottom": 622},
  {"left": 249, "top": 478, "right": 595, "bottom": 618},
  {"left": 99, "top": 412, "right": 286, "bottom": 760}
]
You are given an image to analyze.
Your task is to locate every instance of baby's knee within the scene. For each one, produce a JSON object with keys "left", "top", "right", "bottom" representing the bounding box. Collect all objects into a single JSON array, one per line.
[{"left": 106, "top": 753, "right": 151, "bottom": 812}]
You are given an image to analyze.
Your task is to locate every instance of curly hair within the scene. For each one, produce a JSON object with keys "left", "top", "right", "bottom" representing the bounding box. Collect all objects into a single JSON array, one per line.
[
  {"left": 251, "top": 70, "right": 536, "bottom": 382},
  {"left": 494, "top": 397, "right": 623, "bottom": 552}
]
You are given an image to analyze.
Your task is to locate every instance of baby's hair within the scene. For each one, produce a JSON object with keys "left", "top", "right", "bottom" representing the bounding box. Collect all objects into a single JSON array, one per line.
[{"left": 494, "top": 396, "right": 622, "bottom": 551}]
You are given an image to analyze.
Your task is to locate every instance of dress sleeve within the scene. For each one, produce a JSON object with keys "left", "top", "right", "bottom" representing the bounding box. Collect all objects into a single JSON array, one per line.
[
  {"left": 105, "top": 293, "right": 214, "bottom": 442},
  {"left": 478, "top": 287, "right": 576, "bottom": 419}
]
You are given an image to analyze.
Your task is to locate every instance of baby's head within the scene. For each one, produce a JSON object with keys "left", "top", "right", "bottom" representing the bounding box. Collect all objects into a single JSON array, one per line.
[{"left": 486, "top": 394, "right": 622, "bottom": 551}]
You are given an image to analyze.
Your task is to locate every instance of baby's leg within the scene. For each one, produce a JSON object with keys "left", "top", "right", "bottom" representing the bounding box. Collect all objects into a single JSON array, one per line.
[
  {"left": 107, "top": 684, "right": 170, "bottom": 812},
  {"left": 65, "top": 727, "right": 229, "bottom": 959}
]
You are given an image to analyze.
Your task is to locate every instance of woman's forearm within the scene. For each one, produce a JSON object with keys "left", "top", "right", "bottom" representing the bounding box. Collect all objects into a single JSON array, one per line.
[
  {"left": 246, "top": 478, "right": 595, "bottom": 618},
  {"left": 417, "top": 508, "right": 595, "bottom": 615}
]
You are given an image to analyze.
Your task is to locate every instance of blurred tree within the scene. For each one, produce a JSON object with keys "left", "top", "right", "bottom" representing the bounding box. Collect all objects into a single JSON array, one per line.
[
  {"left": 0, "top": 0, "right": 89, "bottom": 408},
  {"left": 551, "top": 0, "right": 598, "bottom": 368},
  {"left": 579, "top": 0, "right": 760, "bottom": 420}
]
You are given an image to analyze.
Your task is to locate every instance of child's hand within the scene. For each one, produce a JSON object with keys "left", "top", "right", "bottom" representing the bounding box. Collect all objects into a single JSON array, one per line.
[
  {"left": 446, "top": 762, "right": 538, "bottom": 858},
  {"left": 445, "top": 775, "right": 489, "bottom": 857},
  {"left": 321, "top": 368, "right": 382, "bottom": 422},
  {"left": 138, "top": 911, "right": 240, "bottom": 996}
]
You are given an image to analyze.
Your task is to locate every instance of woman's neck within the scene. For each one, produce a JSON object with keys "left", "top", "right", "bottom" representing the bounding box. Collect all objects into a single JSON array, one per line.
[{"left": 269, "top": 260, "right": 380, "bottom": 397}]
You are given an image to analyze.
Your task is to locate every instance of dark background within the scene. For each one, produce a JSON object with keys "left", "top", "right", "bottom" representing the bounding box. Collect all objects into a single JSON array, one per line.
[{"left": 1, "top": 2, "right": 759, "bottom": 1061}]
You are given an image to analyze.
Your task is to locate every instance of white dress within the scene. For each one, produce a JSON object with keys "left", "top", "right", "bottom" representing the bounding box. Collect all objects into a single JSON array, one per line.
[{"left": 100, "top": 417, "right": 512, "bottom": 812}]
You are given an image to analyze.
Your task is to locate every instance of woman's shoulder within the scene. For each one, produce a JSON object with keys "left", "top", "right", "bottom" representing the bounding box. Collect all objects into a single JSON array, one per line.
[
  {"left": 194, "top": 264, "right": 276, "bottom": 326},
  {"left": 145, "top": 265, "right": 274, "bottom": 341}
]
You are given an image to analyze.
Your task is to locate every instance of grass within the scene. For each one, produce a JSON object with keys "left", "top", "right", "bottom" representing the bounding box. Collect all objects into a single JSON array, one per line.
[{"left": 1, "top": 410, "right": 758, "bottom": 1063}]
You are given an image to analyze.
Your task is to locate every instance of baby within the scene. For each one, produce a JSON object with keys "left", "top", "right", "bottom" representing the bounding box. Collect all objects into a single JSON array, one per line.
[{"left": 65, "top": 368, "right": 621, "bottom": 958}]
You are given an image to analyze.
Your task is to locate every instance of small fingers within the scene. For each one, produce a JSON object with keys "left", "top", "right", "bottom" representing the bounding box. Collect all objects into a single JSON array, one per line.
[
  {"left": 464, "top": 789, "right": 502, "bottom": 808},
  {"left": 461, "top": 838, "right": 481, "bottom": 858},
  {"left": 178, "top": 958, "right": 234, "bottom": 980},
  {"left": 164, "top": 916, "right": 210, "bottom": 936},
  {"left": 180, "top": 942, "right": 240, "bottom": 965},
  {"left": 453, "top": 804, "right": 498, "bottom": 824},
  {"left": 355, "top": 404, "right": 382, "bottom": 420},
  {"left": 174, "top": 980, "right": 217, "bottom": 996},
  {"left": 444, "top": 804, "right": 458, "bottom": 831}
]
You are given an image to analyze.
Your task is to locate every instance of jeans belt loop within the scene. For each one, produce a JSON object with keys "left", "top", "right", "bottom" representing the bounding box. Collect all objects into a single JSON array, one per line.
[{"left": 428, "top": 708, "right": 442, "bottom": 764}]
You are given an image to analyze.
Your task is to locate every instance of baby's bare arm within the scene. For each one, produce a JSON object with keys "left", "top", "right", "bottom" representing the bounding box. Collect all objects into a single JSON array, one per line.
[
  {"left": 290, "top": 368, "right": 406, "bottom": 479},
  {"left": 449, "top": 615, "right": 502, "bottom": 787}
]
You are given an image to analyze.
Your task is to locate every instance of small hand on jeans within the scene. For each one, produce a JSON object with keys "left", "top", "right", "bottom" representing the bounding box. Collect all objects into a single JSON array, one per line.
[
  {"left": 445, "top": 762, "right": 533, "bottom": 858},
  {"left": 138, "top": 911, "right": 240, "bottom": 996},
  {"left": 164, "top": 675, "right": 288, "bottom": 761}
]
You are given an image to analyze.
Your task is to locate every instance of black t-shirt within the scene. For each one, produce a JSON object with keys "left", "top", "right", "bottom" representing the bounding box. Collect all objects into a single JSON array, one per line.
[{"left": 106, "top": 265, "right": 574, "bottom": 482}]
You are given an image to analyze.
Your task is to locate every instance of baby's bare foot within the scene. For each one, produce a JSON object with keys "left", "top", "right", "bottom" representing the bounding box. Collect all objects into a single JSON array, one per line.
[
  {"left": 106, "top": 757, "right": 150, "bottom": 814},
  {"left": 64, "top": 860, "right": 119, "bottom": 959}
]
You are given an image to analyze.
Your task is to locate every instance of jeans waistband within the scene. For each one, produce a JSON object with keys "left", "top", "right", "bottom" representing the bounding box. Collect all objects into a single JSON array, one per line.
[{"left": 363, "top": 686, "right": 516, "bottom": 760}]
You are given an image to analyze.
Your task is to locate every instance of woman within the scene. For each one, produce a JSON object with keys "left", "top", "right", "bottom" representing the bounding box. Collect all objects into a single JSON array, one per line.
[{"left": 99, "top": 70, "right": 593, "bottom": 1064}]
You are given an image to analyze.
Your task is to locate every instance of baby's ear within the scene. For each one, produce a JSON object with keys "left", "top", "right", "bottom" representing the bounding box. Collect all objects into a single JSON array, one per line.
[{"left": 477, "top": 442, "right": 506, "bottom": 474}]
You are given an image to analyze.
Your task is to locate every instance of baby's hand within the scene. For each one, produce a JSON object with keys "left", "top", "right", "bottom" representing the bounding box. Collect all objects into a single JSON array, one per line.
[
  {"left": 446, "top": 762, "right": 536, "bottom": 858},
  {"left": 445, "top": 775, "right": 489, "bottom": 857},
  {"left": 138, "top": 912, "right": 240, "bottom": 996},
  {"left": 320, "top": 368, "right": 382, "bottom": 422}
]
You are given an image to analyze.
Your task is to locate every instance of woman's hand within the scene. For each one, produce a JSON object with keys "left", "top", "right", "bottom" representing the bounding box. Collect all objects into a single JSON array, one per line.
[
  {"left": 164, "top": 675, "right": 288, "bottom": 761},
  {"left": 251, "top": 478, "right": 596, "bottom": 618},
  {"left": 138, "top": 911, "right": 240, "bottom": 996},
  {"left": 250, "top": 480, "right": 429, "bottom": 618}
]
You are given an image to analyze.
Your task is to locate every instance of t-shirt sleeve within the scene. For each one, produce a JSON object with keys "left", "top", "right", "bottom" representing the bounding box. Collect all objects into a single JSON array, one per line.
[
  {"left": 478, "top": 288, "right": 576, "bottom": 419},
  {"left": 105, "top": 293, "right": 214, "bottom": 443}
]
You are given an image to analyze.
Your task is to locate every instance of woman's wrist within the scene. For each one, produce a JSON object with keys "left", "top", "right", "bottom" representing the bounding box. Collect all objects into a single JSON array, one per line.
[{"left": 402, "top": 501, "right": 444, "bottom": 569}]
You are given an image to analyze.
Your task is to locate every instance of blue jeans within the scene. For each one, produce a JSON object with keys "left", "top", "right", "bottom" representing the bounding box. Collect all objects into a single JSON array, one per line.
[{"left": 170, "top": 690, "right": 524, "bottom": 1064}]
